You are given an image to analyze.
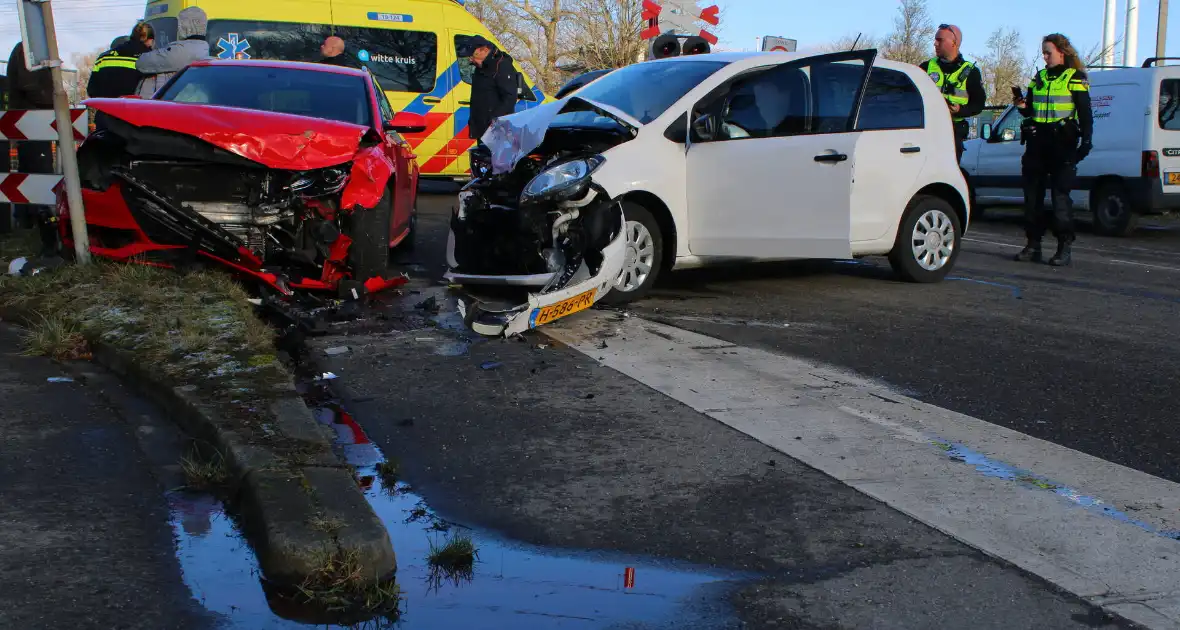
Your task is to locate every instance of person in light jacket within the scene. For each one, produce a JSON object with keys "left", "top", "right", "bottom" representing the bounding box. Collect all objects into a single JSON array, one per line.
[{"left": 135, "top": 7, "right": 210, "bottom": 98}]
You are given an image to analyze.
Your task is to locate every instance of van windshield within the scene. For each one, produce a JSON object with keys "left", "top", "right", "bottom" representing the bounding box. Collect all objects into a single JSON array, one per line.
[
  {"left": 205, "top": 20, "right": 438, "bottom": 93},
  {"left": 568, "top": 60, "right": 729, "bottom": 124}
]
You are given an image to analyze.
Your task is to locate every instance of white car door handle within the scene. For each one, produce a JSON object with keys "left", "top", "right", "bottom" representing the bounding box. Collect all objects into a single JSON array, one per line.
[
  {"left": 814, "top": 152, "right": 848, "bottom": 163},
  {"left": 900, "top": 146, "right": 921, "bottom": 154}
]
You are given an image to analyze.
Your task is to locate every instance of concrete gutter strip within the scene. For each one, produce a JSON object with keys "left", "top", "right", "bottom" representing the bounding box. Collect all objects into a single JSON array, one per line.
[{"left": 1, "top": 308, "right": 396, "bottom": 587}]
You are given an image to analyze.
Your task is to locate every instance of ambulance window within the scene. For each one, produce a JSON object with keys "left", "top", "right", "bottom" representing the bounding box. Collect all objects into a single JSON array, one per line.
[
  {"left": 335, "top": 28, "right": 437, "bottom": 93},
  {"left": 856, "top": 68, "right": 924, "bottom": 131},
  {"left": 1160, "top": 80, "right": 1180, "bottom": 130},
  {"left": 207, "top": 20, "right": 331, "bottom": 63},
  {"left": 148, "top": 17, "right": 178, "bottom": 48}
]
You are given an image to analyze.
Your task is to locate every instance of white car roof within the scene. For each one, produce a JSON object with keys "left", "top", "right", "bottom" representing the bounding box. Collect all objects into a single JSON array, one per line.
[{"left": 647, "top": 50, "right": 918, "bottom": 74}]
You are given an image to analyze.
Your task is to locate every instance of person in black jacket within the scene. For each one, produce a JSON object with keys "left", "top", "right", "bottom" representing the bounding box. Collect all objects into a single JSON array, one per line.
[
  {"left": 88, "top": 23, "right": 155, "bottom": 99},
  {"left": 460, "top": 35, "right": 519, "bottom": 141}
]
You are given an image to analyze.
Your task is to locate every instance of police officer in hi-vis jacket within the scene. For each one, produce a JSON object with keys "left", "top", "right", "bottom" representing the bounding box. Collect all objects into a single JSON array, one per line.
[
  {"left": 921, "top": 23, "right": 986, "bottom": 162},
  {"left": 1012, "top": 33, "right": 1094, "bottom": 267}
]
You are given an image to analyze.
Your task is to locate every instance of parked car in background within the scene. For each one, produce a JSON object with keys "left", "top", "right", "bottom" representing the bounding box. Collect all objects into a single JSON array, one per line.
[
  {"left": 964, "top": 59, "right": 1180, "bottom": 236},
  {"left": 64, "top": 59, "right": 426, "bottom": 298},
  {"left": 446, "top": 49, "right": 972, "bottom": 336}
]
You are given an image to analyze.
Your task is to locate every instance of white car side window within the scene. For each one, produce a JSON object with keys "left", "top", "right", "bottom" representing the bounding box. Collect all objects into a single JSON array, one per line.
[{"left": 698, "top": 58, "right": 869, "bottom": 141}]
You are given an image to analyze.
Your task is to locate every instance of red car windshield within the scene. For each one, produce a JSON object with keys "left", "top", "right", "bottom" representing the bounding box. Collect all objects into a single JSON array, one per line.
[{"left": 157, "top": 65, "right": 373, "bottom": 128}]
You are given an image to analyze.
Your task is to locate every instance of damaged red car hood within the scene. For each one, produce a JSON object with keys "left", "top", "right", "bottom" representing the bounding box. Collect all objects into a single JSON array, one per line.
[{"left": 86, "top": 98, "right": 369, "bottom": 170}]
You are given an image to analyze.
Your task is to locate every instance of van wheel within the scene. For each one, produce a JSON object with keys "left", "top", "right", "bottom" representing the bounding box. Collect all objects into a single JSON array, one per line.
[
  {"left": 888, "top": 194, "right": 962, "bottom": 283},
  {"left": 1091, "top": 182, "right": 1138, "bottom": 237},
  {"left": 601, "top": 202, "right": 662, "bottom": 305}
]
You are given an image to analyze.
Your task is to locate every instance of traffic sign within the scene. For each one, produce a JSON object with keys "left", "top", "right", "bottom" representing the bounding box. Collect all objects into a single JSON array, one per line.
[
  {"left": 16, "top": 1, "right": 56, "bottom": 70},
  {"left": 0, "top": 109, "right": 88, "bottom": 141},
  {"left": 762, "top": 36, "right": 798, "bottom": 52}
]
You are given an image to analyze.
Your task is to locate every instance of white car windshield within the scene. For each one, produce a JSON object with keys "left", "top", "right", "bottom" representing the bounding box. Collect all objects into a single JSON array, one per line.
[{"left": 570, "top": 59, "right": 730, "bottom": 124}]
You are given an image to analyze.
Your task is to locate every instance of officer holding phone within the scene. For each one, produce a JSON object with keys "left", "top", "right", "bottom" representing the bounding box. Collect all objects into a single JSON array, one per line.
[{"left": 1012, "top": 33, "right": 1093, "bottom": 267}]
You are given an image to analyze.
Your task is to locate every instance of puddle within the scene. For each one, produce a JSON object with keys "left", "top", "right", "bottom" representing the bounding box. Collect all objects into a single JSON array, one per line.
[
  {"left": 164, "top": 378, "right": 752, "bottom": 629},
  {"left": 932, "top": 438, "right": 1180, "bottom": 541}
]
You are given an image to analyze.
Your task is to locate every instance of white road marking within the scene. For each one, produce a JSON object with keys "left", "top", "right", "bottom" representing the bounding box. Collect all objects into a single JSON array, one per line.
[
  {"left": 965, "top": 236, "right": 1023, "bottom": 249},
  {"left": 544, "top": 312, "right": 1180, "bottom": 630},
  {"left": 1109, "top": 259, "right": 1180, "bottom": 273}
]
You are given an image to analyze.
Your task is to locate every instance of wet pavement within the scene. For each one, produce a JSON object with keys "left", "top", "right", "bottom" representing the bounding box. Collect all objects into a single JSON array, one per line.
[
  {"left": 297, "top": 194, "right": 1132, "bottom": 629},
  {"left": 0, "top": 323, "right": 214, "bottom": 630}
]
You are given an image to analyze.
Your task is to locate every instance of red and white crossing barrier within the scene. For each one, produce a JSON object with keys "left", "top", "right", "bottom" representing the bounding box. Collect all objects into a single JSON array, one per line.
[
  {"left": 0, "top": 109, "right": 89, "bottom": 142},
  {"left": 2, "top": 108, "right": 92, "bottom": 206},
  {"left": 0, "top": 173, "right": 63, "bottom": 205}
]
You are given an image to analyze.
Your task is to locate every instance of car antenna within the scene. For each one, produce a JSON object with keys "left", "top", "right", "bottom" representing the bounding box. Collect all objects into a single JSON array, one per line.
[{"left": 850, "top": 33, "right": 862, "bottom": 51}]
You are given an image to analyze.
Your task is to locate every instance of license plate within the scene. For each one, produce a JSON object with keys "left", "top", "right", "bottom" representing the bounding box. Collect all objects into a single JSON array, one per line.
[
  {"left": 1168, "top": 172, "right": 1180, "bottom": 185},
  {"left": 531, "top": 289, "right": 597, "bottom": 327}
]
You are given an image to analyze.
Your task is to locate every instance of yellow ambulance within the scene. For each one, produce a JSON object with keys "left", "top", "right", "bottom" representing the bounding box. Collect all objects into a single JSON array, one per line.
[{"left": 141, "top": 0, "right": 551, "bottom": 179}]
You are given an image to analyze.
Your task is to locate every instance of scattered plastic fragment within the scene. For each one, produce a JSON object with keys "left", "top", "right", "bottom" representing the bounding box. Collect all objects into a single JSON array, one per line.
[
  {"left": 8, "top": 257, "right": 28, "bottom": 275},
  {"left": 480, "top": 361, "right": 502, "bottom": 370},
  {"left": 47, "top": 377, "right": 74, "bottom": 383},
  {"left": 324, "top": 346, "right": 350, "bottom": 356},
  {"left": 315, "top": 372, "right": 338, "bottom": 381}
]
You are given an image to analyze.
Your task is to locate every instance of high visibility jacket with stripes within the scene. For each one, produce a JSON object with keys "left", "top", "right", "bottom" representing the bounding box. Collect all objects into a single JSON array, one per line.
[
  {"left": 925, "top": 58, "right": 974, "bottom": 121},
  {"left": 1027, "top": 67, "right": 1089, "bottom": 124},
  {"left": 86, "top": 43, "right": 149, "bottom": 99}
]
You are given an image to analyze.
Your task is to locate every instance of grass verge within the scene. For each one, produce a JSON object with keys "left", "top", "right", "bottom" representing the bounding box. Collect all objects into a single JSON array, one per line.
[
  {"left": 0, "top": 232, "right": 288, "bottom": 450},
  {"left": 180, "top": 445, "right": 231, "bottom": 492}
]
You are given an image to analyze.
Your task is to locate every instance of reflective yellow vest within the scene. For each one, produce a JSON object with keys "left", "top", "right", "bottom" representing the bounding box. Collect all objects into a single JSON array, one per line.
[
  {"left": 925, "top": 58, "right": 974, "bottom": 121},
  {"left": 1028, "top": 68, "right": 1089, "bottom": 124},
  {"left": 92, "top": 52, "right": 138, "bottom": 72}
]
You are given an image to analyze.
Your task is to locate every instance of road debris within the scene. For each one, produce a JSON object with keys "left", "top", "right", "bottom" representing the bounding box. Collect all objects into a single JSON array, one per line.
[
  {"left": 480, "top": 361, "right": 502, "bottom": 371},
  {"left": 324, "top": 346, "right": 351, "bottom": 356},
  {"left": 46, "top": 376, "right": 75, "bottom": 383}
]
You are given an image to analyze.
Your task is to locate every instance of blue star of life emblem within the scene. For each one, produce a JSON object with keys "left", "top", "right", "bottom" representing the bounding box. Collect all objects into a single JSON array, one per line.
[{"left": 217, "top": 33, "right": 252, "bottom": 59}]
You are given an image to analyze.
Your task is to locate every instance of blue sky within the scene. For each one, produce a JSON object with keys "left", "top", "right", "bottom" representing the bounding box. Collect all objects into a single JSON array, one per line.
[
  {"left": 0, "top": 0, "right": 1176, "bottom": 73},
  {"left": 712, "top": 0, "right": 1178, "bottom": 69}
]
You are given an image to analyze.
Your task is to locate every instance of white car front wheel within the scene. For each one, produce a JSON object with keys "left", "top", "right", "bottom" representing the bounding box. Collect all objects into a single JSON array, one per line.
[
  {"left": 601, "top": 201, "right": 663, "bottom": 304},
  {"left": 888, "top": 194, "right": 962, "bottom": 283}
]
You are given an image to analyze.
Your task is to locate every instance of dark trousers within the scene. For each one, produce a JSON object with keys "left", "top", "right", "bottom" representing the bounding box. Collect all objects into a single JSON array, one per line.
[
  {"left": 953, "top": 120, "right": 968, "bottom": 163},
  {"left": 1021, "top": 125, "right": 1078, "bottom": 243}
]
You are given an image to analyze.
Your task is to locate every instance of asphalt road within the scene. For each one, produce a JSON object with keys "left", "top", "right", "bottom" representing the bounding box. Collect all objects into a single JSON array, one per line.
[
  {"left": 0, "top": 324, "right": 214, "bottom": 630},
  {"left": 409, "top": 189, "right": 1180, "bottom": 485},
  {"left": 303, "top": 188, "right": 1160, "bottom": 628}
]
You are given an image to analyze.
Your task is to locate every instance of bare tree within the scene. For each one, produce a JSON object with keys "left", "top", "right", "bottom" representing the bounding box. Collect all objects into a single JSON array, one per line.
[
  {"left": 819, "top": 33, "right": 881, "bottom": 53},
  {"left": 975, "top": 28, "right": 1031, "bottom": 105},
  {"left": 881, "top": 0, "right": 934, "bottom": 65},
  {"left": 1082, "top": 39, "right": 1124, "bottom": 68},
  {"left": 565, "top": 0, "right": 647, "bottom": 71},
  {"left": 463, "top": 0, "right": 577, "bottom": 94},
  {"left": 67, "top": 49, "right": 104, "bottom": 103}
]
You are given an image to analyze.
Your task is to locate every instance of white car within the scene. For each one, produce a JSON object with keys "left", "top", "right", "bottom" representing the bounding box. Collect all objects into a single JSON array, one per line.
[
  {"left": 964, "top": 60, "right": 1180, "bottom": 236},
  {"left": 446, "top": 49, "right": 971, "bottom": 336}
]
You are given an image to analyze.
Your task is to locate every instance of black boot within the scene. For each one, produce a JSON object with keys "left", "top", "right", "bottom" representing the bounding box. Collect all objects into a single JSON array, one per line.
[
  {"left": 1048, "top": 240, "right": 1072, "bottom": 266},
  {"left": 1014, "top": 240, "right": 1042, "bottom": 262}
]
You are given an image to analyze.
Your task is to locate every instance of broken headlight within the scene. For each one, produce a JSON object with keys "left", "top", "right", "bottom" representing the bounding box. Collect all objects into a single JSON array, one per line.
[
  {"left": 520, "top": 155, "right": 604, "bottom": 205},
  {"left": 288, "top": 166, "right": 350, "bottom": 197}
]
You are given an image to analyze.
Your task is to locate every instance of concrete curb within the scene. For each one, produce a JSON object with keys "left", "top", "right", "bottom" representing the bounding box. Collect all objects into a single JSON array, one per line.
[{"left": 0, "top": 306, "right": 396, "bottom": 588}]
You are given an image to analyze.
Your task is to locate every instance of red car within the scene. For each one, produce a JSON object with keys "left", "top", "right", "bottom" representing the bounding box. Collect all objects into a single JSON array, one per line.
[{"left": 64, "top": 58, "right": 426, "bottom": 298}]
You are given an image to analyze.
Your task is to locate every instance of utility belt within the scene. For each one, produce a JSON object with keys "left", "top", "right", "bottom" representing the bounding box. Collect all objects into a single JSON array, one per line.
[{"left": 1020, "top": 117, "right": 1079, "bottom": 145}]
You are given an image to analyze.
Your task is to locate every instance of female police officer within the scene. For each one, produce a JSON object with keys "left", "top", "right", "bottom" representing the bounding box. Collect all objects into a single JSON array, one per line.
[{"left": 1012, "top": 33, "right": 1093, "bottom": 267}]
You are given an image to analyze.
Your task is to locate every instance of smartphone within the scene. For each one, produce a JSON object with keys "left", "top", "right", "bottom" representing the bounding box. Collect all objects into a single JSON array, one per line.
[{"left": 1011, "top": 86, "right": 1024, "bottom": 101}]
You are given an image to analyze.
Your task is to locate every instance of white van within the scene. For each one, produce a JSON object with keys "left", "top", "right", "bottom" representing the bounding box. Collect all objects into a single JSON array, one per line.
[{"left": 962, "top": 59, "right": 1180, "bottom": 236}]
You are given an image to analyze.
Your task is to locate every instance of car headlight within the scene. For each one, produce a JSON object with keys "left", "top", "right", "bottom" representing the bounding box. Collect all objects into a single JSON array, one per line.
[{"left": 520, "top": 155, "right": 605, "bottom": 204}]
